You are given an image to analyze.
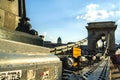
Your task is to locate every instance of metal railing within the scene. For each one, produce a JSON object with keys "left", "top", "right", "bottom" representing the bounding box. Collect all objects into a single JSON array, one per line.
[
  {"left": 50, "top": 35, "right": 111, "bottom": 79},
  {"left": 103, "top": 33, "right": 110, "bottom": 57},
  {"left": 62, "top": 57, "right": 110, "bottom": 80},
  {"left": 50, "top": 38, "right": 87, "bottom": 54}
]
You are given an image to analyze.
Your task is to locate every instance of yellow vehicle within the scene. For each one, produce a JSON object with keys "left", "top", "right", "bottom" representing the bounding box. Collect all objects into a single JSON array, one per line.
[
  {"left": 72, "top": 47, "right": 82, "bottom": 67},
  {"left": 72, "top": 47, "right": 82, "bottom": 58},
  {"left": 62, "top": 47, "right": 82, "bottom": 70}
]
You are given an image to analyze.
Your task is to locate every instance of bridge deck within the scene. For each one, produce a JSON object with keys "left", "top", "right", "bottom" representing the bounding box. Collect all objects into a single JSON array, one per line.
[{"left": 110, "top": 60, "right": 120, "bottom": 80}]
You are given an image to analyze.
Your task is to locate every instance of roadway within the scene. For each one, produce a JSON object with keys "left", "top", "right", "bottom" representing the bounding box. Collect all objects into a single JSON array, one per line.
[
  {"left": 110, "top": 60, "right": 120, "bottom": 80},
  {"left": 62, "top": 57, "right": 111, "bottom": 80}
]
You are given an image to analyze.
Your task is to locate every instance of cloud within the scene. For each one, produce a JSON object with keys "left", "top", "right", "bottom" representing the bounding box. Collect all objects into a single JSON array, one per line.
[
  {"left": 111, "top": 4, "right": 115, "bottom": 8},
  {"left": 116, "top": 11, "right": 120, "bottom": 16},
  {"left": 117, "top": 19, "right": 120, "bottom": 27},
  {"left": 81, "top": 10, "right": 110, "bottom": 21},
  {"left": 76, "top": 15, "right": 81, "bottom": 20},
  {"left": 76, "top": 3, "right": 120, "bottom": 22},
  {"left": 109, "top": 11, "right": 114, "bottom": 16},
  {"left": 45, "top": 36, "right": 56, "bottom": 43},
  {"left": 43, "top": 32, "right": 47, "bottom": 36},
  {"left": 118, "top": 19, "right": 120, "bottom": 23},
  {"left": 86, "top": 3, "right": 99, "bottom": 10}
]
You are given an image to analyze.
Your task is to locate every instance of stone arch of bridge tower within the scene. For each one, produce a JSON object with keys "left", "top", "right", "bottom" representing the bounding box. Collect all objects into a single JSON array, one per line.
[
  {"left": 88, "top": 32, "right": 107, "bottom": 55},
  {"left": 86, "top": 21, "right": 117, "bottom": 56}
]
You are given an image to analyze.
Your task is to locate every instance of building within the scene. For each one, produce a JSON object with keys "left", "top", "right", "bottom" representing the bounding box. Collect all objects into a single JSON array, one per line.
[
  {"left": 44, "top": 37, "right": 67, "bottom": 48},
  {"left": 57, "top": 37, "right": 62, "bottom": 44}
]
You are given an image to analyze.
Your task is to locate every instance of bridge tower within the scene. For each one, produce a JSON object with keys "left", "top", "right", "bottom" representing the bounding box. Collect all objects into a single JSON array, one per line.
[{"left": 86, "top": 21, "right": 117, "bottom": 56}]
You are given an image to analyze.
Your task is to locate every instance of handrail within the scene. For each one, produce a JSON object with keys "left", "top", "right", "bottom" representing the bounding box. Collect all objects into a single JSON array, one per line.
[
  {"left": 98, "top": 57, "right": 110, "bottom": 80},
  {"left": 87, "top": 57, "right": 110, "bottom": 80},
  {"left": 62, "top": 57, "right": 111, "bottom": 80},
  {"left": 50, "top": 38, "right": 87, "bottom": 54},
  {"left": 103, "top": 33, "right": 110, "bottom": 57}
]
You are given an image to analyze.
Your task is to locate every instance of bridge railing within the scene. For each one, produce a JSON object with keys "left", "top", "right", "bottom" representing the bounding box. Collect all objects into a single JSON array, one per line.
[
  {"left": 84, "top": 57, "right": 110, "bottom": 80},
  {"left": 50, "top": 38, "right": 87, "bottom": 54},
  {"left": 103, "top": 33, "right": 110, "bottom": 58},
  {"left": 62, "top": 57, "right": 111, "bottom": 80}
]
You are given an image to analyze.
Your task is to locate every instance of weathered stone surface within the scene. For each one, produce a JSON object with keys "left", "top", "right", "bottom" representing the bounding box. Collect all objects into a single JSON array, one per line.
[
  {"left": 0, "top": 0, "right": 18, "bottom": 15},
  {"left": 0, "top": 0, "right": 19, "bottom": 30},
  {"left": 0, "top": 38, "right": 50, "bottom": 54},
  {"left": 87, "top": 21, "right": 116, "bottom": 29},
  {"left": 86, "top": 21, "right": 117, "bottom": 55},
  {"left": 0, "top": 28, "right": 44, "bottom": 46}
]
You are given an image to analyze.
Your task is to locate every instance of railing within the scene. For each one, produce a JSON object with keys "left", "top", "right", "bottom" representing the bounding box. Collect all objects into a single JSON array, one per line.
[
  {"left": 50, "top": 38, "right": 87, "bottom": 54},
  {"left": 103, "top": 33, "right": 110, "bottom": 57},
  {"left": 50, "top": 35, "right": 111, "bottom": 79},
  {"left": 87, "top": 57, "right": 110, "bottom": 80},
  {"left": 62, "top": 57, "right": 110, "bottom": 80},
  {"left": 98, "top": 57, "right": 110, "bottom": 80}
]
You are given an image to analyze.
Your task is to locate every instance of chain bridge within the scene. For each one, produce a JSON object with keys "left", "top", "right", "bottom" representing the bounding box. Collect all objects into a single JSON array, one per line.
[
  {"left": 0, "top": 0, "right": 120, "bottom": 80},
  {"left": 51, "top": 21, "right": 120, "bottom": 80}
]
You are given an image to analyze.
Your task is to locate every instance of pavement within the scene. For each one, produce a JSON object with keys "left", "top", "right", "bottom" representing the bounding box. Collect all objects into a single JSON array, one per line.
[{"left": 110, "top": 60, "right": 120, "bottom": 80}]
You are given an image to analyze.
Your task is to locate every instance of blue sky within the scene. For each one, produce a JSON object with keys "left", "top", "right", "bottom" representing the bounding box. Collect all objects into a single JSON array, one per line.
[{"left": 26, "top": 0, "right": 120, "bottom": 43}]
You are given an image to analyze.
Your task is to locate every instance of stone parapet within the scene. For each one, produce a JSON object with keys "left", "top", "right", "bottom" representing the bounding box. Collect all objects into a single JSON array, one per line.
[
  {"left": 0, "top": 38, "right": 50, "bottom": 54},
  {"left": 0, "top": 28, "right": 43, "bottom": 46}
]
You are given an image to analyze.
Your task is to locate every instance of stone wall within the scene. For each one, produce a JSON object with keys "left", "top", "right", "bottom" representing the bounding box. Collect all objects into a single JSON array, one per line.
[
  {"left": 0, "top": 38, "right": 50, "bottom": 54},
  {"left": 0, "top": 0, "right": 19, "bottom": 30},
  {"left": 0, "top": 28, "right": 43, "bottom": 46}
]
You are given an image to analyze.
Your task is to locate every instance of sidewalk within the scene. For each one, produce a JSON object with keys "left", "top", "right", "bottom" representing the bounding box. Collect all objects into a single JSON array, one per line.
[{"left": 110, "top": 60, "right": 120, "bottom": 80}]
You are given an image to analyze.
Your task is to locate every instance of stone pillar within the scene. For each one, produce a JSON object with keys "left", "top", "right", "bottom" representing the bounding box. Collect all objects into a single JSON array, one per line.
[{"left": 108, "top": 28, "right": 117, "bottom": 56}]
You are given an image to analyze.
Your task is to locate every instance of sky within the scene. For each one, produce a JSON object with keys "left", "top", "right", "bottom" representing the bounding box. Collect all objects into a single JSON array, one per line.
[{"left": 26, "top": 0, "right": 120, "bottom": 43}]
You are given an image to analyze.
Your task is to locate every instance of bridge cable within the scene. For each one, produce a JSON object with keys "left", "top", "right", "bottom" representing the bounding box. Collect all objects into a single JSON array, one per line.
[
  {"left": 103, "top": 33, "right": 110, "bottom": 57},
  {"left": 50, "top": 38, "right": 87, "bottom": 54}
]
